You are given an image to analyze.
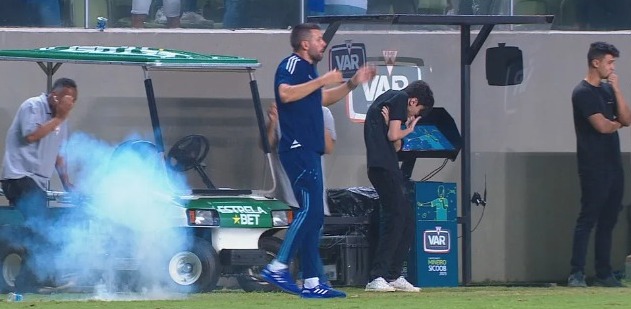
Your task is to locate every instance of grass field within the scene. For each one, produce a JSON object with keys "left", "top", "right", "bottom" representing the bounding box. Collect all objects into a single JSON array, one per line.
[{"left": 1, "top": 285, "right": 629, "bottom": 309}]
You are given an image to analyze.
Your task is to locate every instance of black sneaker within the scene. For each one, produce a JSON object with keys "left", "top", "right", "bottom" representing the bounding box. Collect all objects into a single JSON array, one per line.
[
  {"left": 567, "top": 271, "right": 587, "bottom": 287},
  {"left": 593, "top": 275, "right": 626, "bottom": 287}
]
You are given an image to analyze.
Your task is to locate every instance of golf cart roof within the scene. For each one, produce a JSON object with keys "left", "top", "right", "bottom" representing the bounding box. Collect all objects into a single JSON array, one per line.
[{"left": 0, "top": 46, "right": 261, "bottom": 71}]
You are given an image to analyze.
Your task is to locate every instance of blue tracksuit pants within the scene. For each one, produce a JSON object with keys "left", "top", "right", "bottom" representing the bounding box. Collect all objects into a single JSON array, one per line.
[{"left": 277, "top": 148, "right": 324, "bottom": 280}]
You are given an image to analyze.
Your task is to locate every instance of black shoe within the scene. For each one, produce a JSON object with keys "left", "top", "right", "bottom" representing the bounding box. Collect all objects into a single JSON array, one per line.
[
  {"left": 593, "top": 275, "right": 626, "bottom": 287},
  {"left": 567, "top": 271, "right": 587, "bottom": 287}
]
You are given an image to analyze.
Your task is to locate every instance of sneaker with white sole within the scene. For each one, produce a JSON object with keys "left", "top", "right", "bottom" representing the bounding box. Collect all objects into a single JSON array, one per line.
[
  {"left": 365, "top": 277, "right": 396, "bottom": 292},
  {"left": 300, "top": 284, "right": 346, "bottom": 298},
  {"left": 180, "top": 11, "right": 208, "bottom": 24},
  {"left": 388, "top": 276, "right": 421, "bottom": 292},
  {"left": 260, "top": 265, "right": 301, "bottom": 295}
]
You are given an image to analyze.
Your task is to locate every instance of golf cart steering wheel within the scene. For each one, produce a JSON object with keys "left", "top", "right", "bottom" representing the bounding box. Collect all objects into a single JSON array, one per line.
[
  {"left": 166, "top": 135, "right": 210, "bottom": 172},
  {"left": 112, "top": 140, "right": 158, "bottom": 158}
]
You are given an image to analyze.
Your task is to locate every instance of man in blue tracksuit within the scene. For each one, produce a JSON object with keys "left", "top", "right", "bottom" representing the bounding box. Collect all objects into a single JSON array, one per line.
[{"left": 261, "top": 22, "right": 375, "bottom": 298}]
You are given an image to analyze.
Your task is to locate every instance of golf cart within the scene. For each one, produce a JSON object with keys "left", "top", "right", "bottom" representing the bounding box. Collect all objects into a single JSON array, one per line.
[{"left": 0, "top": 46, "right": 294, "bottom": 293}]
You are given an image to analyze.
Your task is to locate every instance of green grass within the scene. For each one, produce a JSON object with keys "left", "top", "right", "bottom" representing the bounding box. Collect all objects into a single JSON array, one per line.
[{"left": 1, "top": 286, "right": 630, "bottom": 309}]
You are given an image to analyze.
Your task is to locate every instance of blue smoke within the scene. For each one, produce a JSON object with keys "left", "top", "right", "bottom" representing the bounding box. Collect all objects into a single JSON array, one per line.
[{"left": 37, "top": 132, "right": 192, "bottom": 298}]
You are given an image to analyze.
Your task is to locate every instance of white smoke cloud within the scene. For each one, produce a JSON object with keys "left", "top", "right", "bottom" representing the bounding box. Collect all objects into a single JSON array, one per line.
[{"left": 30, "top": 132, "right": 194, "bottom": 300}]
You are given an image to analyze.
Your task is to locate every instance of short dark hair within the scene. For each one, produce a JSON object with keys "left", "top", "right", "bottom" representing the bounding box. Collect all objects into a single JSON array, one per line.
[
  {"left": 52, "top": 77, "right": 77, "bottom": 92},
  {"left": 587, "top": 42, "right": 619, "bottom": 66},
  {"left": 290, "top": 23, "right": 321, "bottom": 52},
  {"left": 403, "top": 80, "right": 434, "bottom": 109}
]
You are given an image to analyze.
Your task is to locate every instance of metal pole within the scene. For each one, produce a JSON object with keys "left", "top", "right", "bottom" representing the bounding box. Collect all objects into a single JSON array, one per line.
[
  {"left": 460, "top": 24, "right": 472, "bottom": 285},
  {"left": 142, "top": 69, "right": 165, "bottom": 153},
  {"left": 46, "top": 63, "right": 53, "bottom": 92},
  {"left": 84, "top": 0, "right": 90, "bottom": 29},
  {"left": 509, "top": 0, "right": 515, "bottom": 30},
  {"left": 300, "top": 0, "right": 305, "bottom": 23},
  {"left": 248, "top": 70, "right": 277, "bottom": 195}
]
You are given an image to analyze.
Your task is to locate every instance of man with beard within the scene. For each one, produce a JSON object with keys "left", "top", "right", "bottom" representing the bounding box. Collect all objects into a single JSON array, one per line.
[
  {"left": 568, "top": 41, "right": 631, "bottom": 287},
  {"left": 260, "top": 22, "right": 375, "bottom": 298}
]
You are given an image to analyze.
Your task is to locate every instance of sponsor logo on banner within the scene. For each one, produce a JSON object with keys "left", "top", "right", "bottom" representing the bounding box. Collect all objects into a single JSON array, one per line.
[
  {"left": 329, "top": 40, "right": 367, "bottom": 79},
  {"left": 216, "top": 205, "right": 268, "bottom": 214},
  {"left": 427, "top": 257, "right": 448, "bottom": 276},
  {"left": 423, "top": 226, "right": 450, "bottom": 253},
  {"left": 216, "top": 205, "right": 268, "bottom": 226},
  {"left": 232, "top": 214, "right": 261, "bottom": 225},
  {"left": 347, "top": 50, "right": 424, "bottom": 122}
]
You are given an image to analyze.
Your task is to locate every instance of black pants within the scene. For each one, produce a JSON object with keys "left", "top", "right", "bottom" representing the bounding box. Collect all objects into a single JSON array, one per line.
[
  {"left": 2, "top": 177, "right": 49, "bottom": 223},
  {"left": 367, "top": 167, "right": 414, "bottom": 281},
  {"left": 1, "top": 177, "right": 52, "bottom": 290},
  {"left": 570, "top": 169, "right": 624, "bottom": 278}
]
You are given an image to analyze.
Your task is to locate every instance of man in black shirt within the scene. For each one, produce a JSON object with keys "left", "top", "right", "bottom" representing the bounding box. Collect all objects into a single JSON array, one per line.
[
  {"left": 569, "top": 41, "right": 631, "bottom": 287},
  {"left": 363, "top": 80, "right": 434, "bottom": 292}
]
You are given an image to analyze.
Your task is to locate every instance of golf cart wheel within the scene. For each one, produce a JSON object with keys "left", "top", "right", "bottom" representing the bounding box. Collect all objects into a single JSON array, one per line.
[
  {"left": 237, "top": 237, "right": 299, "bottom": 292},
  {"left": 166, "top": 237, "right": 220, "bottom": 293},
  {"left": 0, "top": 244, "right": 24, "bottom": 293}
]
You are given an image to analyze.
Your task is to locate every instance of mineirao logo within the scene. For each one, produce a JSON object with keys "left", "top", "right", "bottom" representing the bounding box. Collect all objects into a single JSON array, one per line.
[
  {"left": 423, "top": 226, "right": 451, "bottom": 253},
  {"left": 347, "top": 54, "right": 423, "bottom": 122},
  {"left": 427, "top": 257, "right": 448, "bottom": 276}
]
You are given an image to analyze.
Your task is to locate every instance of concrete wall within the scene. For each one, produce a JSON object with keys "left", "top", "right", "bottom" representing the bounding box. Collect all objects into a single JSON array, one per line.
[{"left": 1, "top": 28, "right": 630, "bottom": 283}]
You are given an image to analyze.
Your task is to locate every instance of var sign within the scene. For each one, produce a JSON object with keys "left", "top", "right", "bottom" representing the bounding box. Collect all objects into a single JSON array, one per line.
[
  {"left": 423, "top": 226, "right": 451, "bottom": 253},
  {"left": 347, "top": 58, "right": 423, "bottom": 122},
  {"left": 329, "top": 41, "right": 366, "bottom": 79}
]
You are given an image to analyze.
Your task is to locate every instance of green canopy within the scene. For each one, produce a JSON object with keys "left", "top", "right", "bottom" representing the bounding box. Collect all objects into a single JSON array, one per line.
[{"left": 0, "top": 46, "right": 260, "bottom": 70}]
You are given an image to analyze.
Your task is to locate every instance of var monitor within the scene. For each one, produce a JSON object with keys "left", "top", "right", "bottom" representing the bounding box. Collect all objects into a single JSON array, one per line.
[
  {"left": 402, "top": 124, "right": 455, "bottom": 152},
  {"left": 397, "top": 107, "right": 461, "bottom": 179}
]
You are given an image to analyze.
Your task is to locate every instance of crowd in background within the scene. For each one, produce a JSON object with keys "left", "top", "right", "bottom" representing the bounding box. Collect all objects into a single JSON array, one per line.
[{"left": 0, "top": 0, "right": 629, "bottom": 31}]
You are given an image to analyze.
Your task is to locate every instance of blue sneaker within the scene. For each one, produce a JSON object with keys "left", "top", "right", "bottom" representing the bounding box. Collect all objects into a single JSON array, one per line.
[
  {"left": 300, "top": 284, "right": 347, "bottom": 298},
  {"left": 260, "top": 266, "right": 301, "bottom": 295}
]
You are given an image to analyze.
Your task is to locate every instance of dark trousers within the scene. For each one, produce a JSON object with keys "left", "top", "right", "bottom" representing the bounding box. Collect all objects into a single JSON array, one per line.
[
  {"left": 368, "top": 167, "right": 414, "bottom": 281},
  {"left": 2, "top": 177, "right": 48, "bottom": 219},
  {"left": 1, "top": 177, "right": 52, "bottom": 289},
  {"left": 570, "top": 169, "right": 623, "bottom": 278}
]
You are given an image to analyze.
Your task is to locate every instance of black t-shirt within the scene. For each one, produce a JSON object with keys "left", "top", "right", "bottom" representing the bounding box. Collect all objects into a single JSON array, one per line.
[
  {"left": 364, "top": 90, "right": 408, "bottom": 171},
  {"left": 572, "top": 80, "right": 621, "bottom": 171}
]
